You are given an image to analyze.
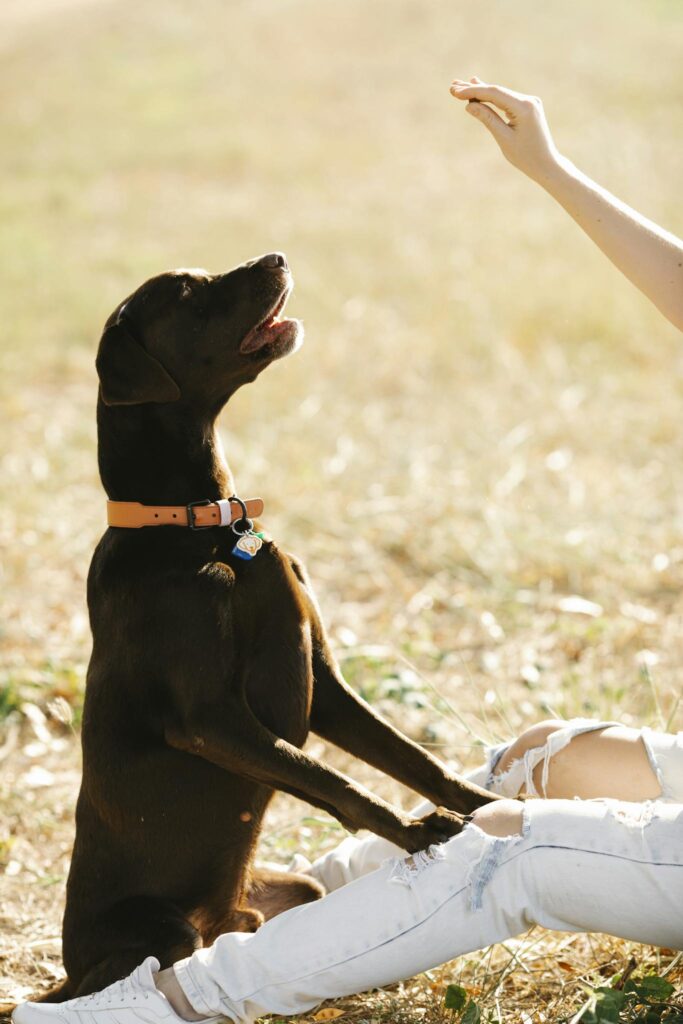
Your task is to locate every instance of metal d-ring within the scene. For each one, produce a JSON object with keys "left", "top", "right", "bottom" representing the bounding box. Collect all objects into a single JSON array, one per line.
[{"left": 228, "top": 495, "right": 253, "bottom": 536}]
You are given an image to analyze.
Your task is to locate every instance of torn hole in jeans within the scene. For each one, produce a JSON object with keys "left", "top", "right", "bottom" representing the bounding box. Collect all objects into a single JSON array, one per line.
[
  {"left": 640, "top": 728, "right": 670, "bottom": 800},
  {"left": 488, "top": 719, "right": 620, "bottom": 798},
  {"left": 388, "top": 844, "right": 446, "bottom": 887},
  {"left": 465, "top": 804, "right": 530, "bottom": 911},
  {"left": 604, "top": 798, "right": 657, "bottom": 829}
]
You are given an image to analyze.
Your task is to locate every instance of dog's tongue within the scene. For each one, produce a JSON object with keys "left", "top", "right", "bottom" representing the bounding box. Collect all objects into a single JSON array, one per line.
[
  {"left": 241, "top": 317, "right": 304, "bottom": 359},
  {"left": 240, "top": 317, "right": 278, "bottom": 354},
  {"left": 241, "top": 317, "right": 297, "bottom": 354}
]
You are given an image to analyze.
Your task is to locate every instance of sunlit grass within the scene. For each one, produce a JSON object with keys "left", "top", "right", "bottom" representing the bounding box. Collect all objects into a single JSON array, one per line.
[{"left": 1, "top": 0, "right": 682, "bottom": 1017}]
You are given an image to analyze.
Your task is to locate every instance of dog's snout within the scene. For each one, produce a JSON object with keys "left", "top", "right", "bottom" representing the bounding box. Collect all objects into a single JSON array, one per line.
[{"left": 251, "top": 252, "right": 288, "bottom": 271}]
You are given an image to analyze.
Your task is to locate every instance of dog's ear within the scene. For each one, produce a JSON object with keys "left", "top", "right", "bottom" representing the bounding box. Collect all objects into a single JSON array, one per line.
[{"left": 96, "top": 321, "right": 180, "bottom": 406}]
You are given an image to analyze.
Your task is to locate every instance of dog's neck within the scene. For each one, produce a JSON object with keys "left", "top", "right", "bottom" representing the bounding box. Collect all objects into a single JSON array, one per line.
[{"left": 97, "top": 400, "right": 235, "bottom": 504}]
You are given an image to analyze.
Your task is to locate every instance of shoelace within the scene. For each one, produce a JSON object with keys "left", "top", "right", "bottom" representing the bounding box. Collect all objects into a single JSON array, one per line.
[{"left": 73, "top": 975, "right": 150, "bottom": 1008}]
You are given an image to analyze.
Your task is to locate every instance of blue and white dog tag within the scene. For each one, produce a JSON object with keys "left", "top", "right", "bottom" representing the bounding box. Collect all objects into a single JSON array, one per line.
[{"left": 231, "top": 516, "right": 264, "bottom": 560}]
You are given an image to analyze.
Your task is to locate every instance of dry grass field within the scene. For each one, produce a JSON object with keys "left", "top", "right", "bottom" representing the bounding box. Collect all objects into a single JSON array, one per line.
[{"left": 1, "top": 0, "right": 683, "bottom": 1019}]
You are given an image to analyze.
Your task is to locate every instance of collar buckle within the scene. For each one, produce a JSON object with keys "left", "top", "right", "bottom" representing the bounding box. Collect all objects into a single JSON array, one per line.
[{"left": 186, "top": 498, "right": 213, "bottom": 530}]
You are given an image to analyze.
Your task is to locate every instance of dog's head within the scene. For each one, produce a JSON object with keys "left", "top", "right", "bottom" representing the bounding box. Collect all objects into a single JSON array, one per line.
[{"left": 96, "top": 253, "right": 303, "bottom": 409}]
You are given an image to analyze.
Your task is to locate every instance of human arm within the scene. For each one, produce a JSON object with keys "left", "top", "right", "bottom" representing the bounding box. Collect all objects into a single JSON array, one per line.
[{"left": 450, "top": 77, "right": 683, "bottom": 331}]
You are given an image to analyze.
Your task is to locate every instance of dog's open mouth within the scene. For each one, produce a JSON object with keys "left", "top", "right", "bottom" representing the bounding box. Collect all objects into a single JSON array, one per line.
[{"left": 239, "top": 285, "right": 303, "bottom": 360}]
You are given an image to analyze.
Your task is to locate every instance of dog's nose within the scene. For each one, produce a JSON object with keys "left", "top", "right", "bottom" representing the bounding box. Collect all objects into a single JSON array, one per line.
[{"left": 253, "top": 252, "right": 288, "bottom": 271}]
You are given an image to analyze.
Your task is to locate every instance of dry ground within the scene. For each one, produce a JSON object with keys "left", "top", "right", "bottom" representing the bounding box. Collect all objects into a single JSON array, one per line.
[{"left": 1, "top": 0, "right": 683, "bottom": 1018}]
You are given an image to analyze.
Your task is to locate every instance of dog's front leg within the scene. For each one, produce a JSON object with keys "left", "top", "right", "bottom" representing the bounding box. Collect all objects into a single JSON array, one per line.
[
  {"left": 164, "top": 701, "right": 468, "bottom": 853},
  {"left": 310, "top": 638, "right": 498, "bottom": 815}
]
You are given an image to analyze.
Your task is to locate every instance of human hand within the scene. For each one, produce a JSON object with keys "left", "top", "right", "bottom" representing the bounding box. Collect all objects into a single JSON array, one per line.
[{"left": 450, "top": 76, "right": 561, "bottom": 183}]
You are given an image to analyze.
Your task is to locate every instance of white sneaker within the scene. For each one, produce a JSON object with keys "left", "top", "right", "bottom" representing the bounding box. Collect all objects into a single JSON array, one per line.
[{"left": 11, "top": 957, "right": 221, "bottom": 1024}]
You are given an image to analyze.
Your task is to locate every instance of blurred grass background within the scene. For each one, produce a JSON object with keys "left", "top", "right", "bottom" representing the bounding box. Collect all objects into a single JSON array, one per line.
[{"left": 1, "top": 0, "right": 683, "bottom": 1016}]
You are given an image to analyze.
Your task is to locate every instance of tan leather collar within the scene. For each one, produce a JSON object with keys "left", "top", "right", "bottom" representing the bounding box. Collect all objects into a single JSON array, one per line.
[{"left": 107, "top": 497, "right": 264, "bottom": 530}]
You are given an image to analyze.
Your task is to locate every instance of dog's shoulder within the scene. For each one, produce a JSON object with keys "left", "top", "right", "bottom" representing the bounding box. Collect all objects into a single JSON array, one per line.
[
  {"left": 285, "top": 552, "right": 309, "bottom": 585},
  {"left": 278, "top": 550, "right": 323, "bottom": 622}
]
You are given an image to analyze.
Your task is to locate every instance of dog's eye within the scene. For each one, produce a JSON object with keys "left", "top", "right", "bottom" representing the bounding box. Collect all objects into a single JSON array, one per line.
[{"left": 180, "top": 282, "right": 193, "bottom": 300}]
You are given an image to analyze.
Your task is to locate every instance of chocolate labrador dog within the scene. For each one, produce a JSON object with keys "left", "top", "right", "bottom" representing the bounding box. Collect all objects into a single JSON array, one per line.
[{"left": 52, "top": 253, "right": 495, "bottom": 1000}]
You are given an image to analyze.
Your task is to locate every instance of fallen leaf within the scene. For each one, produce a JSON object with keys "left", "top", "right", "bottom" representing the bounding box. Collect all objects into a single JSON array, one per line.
[
  {"left": 620, "top": 602, "right": 657, "bottom": 624},
  {"left": 556, "top": 596, "right": 603, "bottom": 617},
  {"left": 23, "top": 765, "right": 56, "bottom": 788},
  {"left": 20, "top": 701, "right": 52, "bottom": 742}
]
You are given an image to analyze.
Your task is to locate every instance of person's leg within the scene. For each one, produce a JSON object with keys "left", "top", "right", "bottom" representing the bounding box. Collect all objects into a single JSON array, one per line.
[
  {"left": 304, "top": 719, "right": 668, "bottom": 892},
  {"left": 491, "top": 719, "right": 663, "bottom": 801},
  {"left": 156, "top": 801, "right": 526, "bottom": 1018},
  {"left": 300, "top": 758, "right": 496, "bottom": 891},
  {"left": 170, "top": 798, "right": 683, "bottom": 1024}
]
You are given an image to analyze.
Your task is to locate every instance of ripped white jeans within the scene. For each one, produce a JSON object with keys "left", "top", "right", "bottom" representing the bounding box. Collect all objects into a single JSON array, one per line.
[{"left": 174, "top": 721, "right": 683, "bottom": 1024}]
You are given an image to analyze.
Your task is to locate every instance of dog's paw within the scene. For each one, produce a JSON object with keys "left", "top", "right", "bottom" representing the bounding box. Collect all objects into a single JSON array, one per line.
[
  {"left": 233, "top": 907, "right": 265, "bottom": 932},
  {"left": 404, "top": 806, "right": 468, "bottom": 851}
]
